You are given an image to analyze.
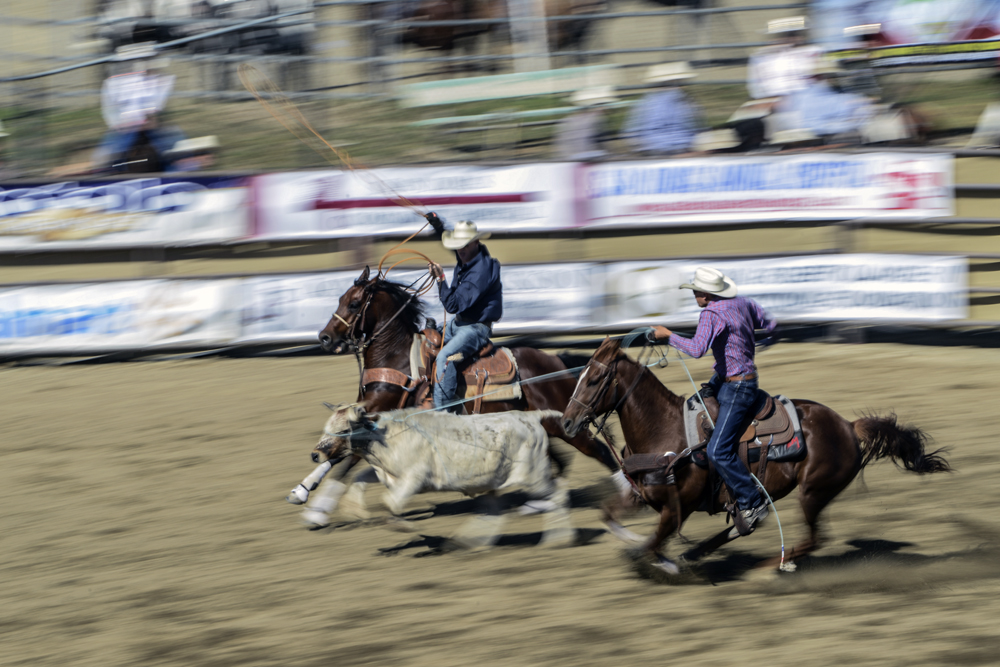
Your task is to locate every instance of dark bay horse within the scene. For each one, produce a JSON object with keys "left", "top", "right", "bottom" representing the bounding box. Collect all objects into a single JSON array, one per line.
[
  {"left": 300, "top": 265, "right": 622, "bottom": 526},
  {"left": 561, "top": 337, "right": 951, "bottom": 576}
]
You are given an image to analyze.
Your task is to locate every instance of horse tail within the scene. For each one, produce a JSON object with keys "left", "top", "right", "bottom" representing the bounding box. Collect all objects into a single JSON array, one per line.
[{"left": 852, "top": 413, "right": 952, "bottom": 474}]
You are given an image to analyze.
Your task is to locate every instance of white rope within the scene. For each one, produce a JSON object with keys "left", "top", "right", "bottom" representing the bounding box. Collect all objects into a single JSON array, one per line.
[{"left": 671, "top": 345, "right": 788, "bottom": 569}]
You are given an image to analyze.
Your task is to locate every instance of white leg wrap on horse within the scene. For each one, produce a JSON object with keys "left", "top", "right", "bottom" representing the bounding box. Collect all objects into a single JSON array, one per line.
[
  {"left": 287, "top": 460, "right": 334, "bottom": 504},
  {"left": 611, "top": 470, "right": 632, "bottom": 496},
  {"left": 299, "top": 477, "right": 346, "bottom": 529}
]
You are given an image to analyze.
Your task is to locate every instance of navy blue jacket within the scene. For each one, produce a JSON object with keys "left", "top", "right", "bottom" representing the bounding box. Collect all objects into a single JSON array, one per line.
[{"left": 438, "top": 245, "right": 503, "bottom": 325}]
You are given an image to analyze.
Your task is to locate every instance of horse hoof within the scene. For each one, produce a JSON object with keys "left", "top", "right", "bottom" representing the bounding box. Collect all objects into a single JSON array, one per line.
[
  {"left": 605, "top": 521, "right": 646, "bottom": 545},
  {"left": 300, "top": 509, "right": 330, "bottom": 530},
  {"left": 286, "top": 484, "right": 309, "bottom": 505},
  {"left": 519, "top": 499, "right": 557, "bottom": 515},
  {"left": 653, "top": 555, "right": 680, "bottom": 576}
]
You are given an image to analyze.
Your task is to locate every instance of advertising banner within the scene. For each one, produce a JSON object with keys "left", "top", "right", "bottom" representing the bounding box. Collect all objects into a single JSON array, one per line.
[
  {"left": 814, "top": 0, "right": 1000, "bottom": 65},
  {"left": 0, "top": 279, "right": 242, "bottom": 354},
  {"left": 603, "top": 254, "right": 967, "bottom": 328},
  {"left": 251, "top": 164, "right": 579, "bottom": 239},
  {"left": 583, "top": 154, "right": 953, "bottom": 225},
  {"left": 238, "top": 263, "right": 598, "bottom": 343},
  {"left": 0, "top": 254, "right": 966, "bottom": 354},
  {"left": 0, "top": 176, "right": 250, "bottom": 250}
]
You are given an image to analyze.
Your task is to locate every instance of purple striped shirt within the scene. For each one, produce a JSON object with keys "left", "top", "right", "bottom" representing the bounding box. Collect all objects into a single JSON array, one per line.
[{"left": 668, "top": 296, "right": 777, "bottom": 378}]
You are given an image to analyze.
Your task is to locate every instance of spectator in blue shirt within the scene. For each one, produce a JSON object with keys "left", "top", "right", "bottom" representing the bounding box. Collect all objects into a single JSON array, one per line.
[
  {"left": 427, "top": 220, "right": 503, "bottom": 412},
  {"left": 623, "top": 62, "right": 700, "bottom": 155}
]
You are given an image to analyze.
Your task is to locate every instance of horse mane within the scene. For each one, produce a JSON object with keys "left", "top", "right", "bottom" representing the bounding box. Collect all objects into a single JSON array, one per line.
[{"left": 373, "top": 278, "right": 426, "bottom": 332}]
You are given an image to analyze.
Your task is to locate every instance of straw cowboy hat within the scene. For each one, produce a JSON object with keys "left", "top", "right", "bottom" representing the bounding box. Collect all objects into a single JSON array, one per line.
[
  {"left": 643, "top": 62, "right": 696, "bottom": 85},
  {"left": 442, "top": 220, "right": 491, "bottom": 250},
  {"left": 679, "top": 266, "right": 738, "bottom": 298},
  {"left": 571, "top": 86, "right": 618, "bottom": 107},
  {"left": 164, "top": 135, "right": 220, "bottom": 157},
  {"left": 766, "top": 16, "right": 807, "bottom": 34},
  {"left": 693, "top": 128, "right": 741, "bottom": 152}
]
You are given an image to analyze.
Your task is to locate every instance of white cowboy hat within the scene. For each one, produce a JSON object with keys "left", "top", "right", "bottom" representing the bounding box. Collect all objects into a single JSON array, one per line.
[
  {"left": 442, "top": 220, "right": 490, "bottom": 250},
  {"left": 693, "top": 128, "right": 741, "bottom": 152},
  {"left": 165, "top": 135, "right": 220, "bottom": 157},
  {"left": 571, "top": 85, "right": 618, "bottom": 107},
  {"left": 679, "top": 266, "right": 738, "bottom": 298},
  {"left": 643, "top": 62, "right": 696, "bottom": 85},
  {"left": 766, "top": 16, "right": 807, "bottom": 34}
]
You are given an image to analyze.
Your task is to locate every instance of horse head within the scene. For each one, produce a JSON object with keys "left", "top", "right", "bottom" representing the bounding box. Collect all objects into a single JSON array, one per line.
[
  {"left": 318, "top": 266, "right": 425, "bottom": 354},
  {"left": 318, "top": 266, "right": 378, "bottom": 353},
  {"left": 562, "top": 336, "right": 624, "bottom": 437}
]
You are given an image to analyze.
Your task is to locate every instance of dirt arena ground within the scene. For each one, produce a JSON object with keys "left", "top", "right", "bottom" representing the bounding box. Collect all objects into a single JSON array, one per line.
[{"left": 3, "top": 341, "right": 999, "bottom": 667}]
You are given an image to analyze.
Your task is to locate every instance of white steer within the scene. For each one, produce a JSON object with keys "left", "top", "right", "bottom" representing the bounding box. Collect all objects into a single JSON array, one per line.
[{"left": 302, "top": 405, "right": 574, "bottom": 547}]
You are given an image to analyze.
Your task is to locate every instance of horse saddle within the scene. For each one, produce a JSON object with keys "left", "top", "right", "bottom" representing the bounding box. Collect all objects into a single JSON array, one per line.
[
  {"left": 687, "top": 391, "right": 806, "bottom": 474},
  {"left": 415, "top": 326, "right": 521, "bottom": 413}
]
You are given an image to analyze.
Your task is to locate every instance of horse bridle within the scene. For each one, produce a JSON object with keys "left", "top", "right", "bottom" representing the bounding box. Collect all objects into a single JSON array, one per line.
[{"left": 332, "top": 277, "right": 419, "bottom": 399}]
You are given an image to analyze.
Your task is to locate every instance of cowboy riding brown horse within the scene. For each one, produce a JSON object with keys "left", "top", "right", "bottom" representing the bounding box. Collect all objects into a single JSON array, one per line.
[
  {"left": 562, "top": 336, "right": 951, "bottom": 576},
  {"left": 299, "top": 265, "right": 624, "bottom": 527}
]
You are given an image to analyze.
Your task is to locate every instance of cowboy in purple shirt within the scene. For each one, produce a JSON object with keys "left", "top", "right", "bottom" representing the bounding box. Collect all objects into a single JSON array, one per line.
[{"left": 649, "top": 266, "right": 777, "bottom": 536}]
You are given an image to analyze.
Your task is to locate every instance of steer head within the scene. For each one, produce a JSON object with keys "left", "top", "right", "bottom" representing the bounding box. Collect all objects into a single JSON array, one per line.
[
  {"left": 562, "top": 337, "right": 623, "bottom": 438},
  {"left": 311, "top": 402, "right": 383, "bottom": 463}
]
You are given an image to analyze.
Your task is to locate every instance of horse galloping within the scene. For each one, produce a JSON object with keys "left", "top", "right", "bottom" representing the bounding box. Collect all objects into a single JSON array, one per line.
[
  {"left": 296, "top": 265, "right": 623, "bottom": 527},
  {"left": 561, "top": 337, "right": 951, "bottom": 576}
]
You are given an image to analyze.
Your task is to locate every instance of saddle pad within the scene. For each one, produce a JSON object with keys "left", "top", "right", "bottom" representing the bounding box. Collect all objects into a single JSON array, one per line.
[
  {"left": 459, "top": 347, "right": 521, "bottom": 403},
  {"left": 410, "top": 333, "right": 425, "bottom": 379}
]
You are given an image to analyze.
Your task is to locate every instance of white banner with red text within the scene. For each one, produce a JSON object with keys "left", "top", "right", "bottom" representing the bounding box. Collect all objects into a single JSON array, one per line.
[
  {"left": 250, "top": 163, "right": 581, "bottom": 239},
  {"left": 0, "top": 254, "right": 965, "bottom": 354},
  {"left": 582, "top": 153, "right": 953, "bottom": 225}
]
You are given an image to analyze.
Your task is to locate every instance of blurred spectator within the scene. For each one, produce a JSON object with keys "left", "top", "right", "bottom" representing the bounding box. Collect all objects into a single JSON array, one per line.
[
  {"left": 623, "top": 62, "right": 700, "bottom": 155},
  {"left": 554, "top": 86, "right": 617, "bottom": 161},
  {"left": 780, "top": 60, "right": 875, "bottom": 143},
  {"left": 0, "top": 120, "right": 16, "bottom": 181},
  {"left": 747, "top": 17, "right": 820, "bottom": 102},
  {"left": 93, "top": 44, "right": 187, "bottom": 173},
  {"left": 165, "top": 136, "right": 221, "bottom": 171}
]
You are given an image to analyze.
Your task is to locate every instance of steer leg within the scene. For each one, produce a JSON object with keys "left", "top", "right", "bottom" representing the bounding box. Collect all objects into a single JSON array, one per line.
[
  {"left": 540, "top": 477, "right": 576, "bottom": 547},
  {"left": 339, "top": 467, "right": 380, "bottom": 520},
  {"left": 451, "top": 491, "right": 507, "bottom": 550}
]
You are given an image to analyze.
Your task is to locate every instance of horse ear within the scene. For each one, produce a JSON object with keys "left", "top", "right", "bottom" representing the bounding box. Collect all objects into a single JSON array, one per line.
[
  {"left": 355, "top": 265, "right": 371, "bottom": 286},
  {"left": 323, "top": 402, "right": 338, "bottom": 411}
]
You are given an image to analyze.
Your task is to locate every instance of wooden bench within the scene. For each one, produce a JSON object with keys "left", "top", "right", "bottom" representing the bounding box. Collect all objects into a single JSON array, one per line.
[{"left": 396, "top": 65, "right": 620, "bottom": 151}]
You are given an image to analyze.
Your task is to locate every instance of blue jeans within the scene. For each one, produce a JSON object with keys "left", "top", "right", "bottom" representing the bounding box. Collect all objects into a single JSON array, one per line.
[
  {"left": 705, "top": 374, "right": 765, "bottom": 510},
  {"left": 433, "top": 319, "right": 491, "bottom": 412}
]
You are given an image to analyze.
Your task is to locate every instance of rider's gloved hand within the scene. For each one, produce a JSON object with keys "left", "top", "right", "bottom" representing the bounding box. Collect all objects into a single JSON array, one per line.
[
  {"left": 647, "top": 325, "right": 672, "bottom": 342},
  {"left": 425, "top": 211, "right": 445, "bottom": 235}
]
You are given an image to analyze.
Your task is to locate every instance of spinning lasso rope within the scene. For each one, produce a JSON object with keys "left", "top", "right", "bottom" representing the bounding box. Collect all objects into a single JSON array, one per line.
[{"left": 238, "top": 64, "right": 439, "bottom": 290}]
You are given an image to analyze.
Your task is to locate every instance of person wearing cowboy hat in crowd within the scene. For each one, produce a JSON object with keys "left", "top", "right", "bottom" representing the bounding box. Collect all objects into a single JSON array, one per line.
[
  {"left": 93, "top": 43, "right": 187, "bottom": 173},
  {"left": 623, "top": 62, "right": 701, "bottom": 156},
  {"left": 427, "top": 219, "right": 503, "bottom": 412},
  {"left": 648, "top": 267, "right": 778, "bottom": 536},
  {"left": 554, "top": 85, "right": 618, "bottom": 161}
]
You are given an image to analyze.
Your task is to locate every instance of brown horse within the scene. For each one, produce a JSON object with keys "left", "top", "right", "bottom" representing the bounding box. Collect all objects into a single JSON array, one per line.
[
  {"left": 364, "top": 0, "right": 606, "bottom": 75},
  {"left": 301, "top": 265, "right": 622, "bottom": 526},
  {"left": 561, "top": 337, "right": 951, "bottom": 577}
]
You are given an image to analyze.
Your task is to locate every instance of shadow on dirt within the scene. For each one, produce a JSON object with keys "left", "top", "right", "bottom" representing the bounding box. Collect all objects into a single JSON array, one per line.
[
  {"left": 629, "top": 537, "right": 1000, "bottom": 589},
  {"left": 377, "top": 527, "right": 607, "bottom": 557}
]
